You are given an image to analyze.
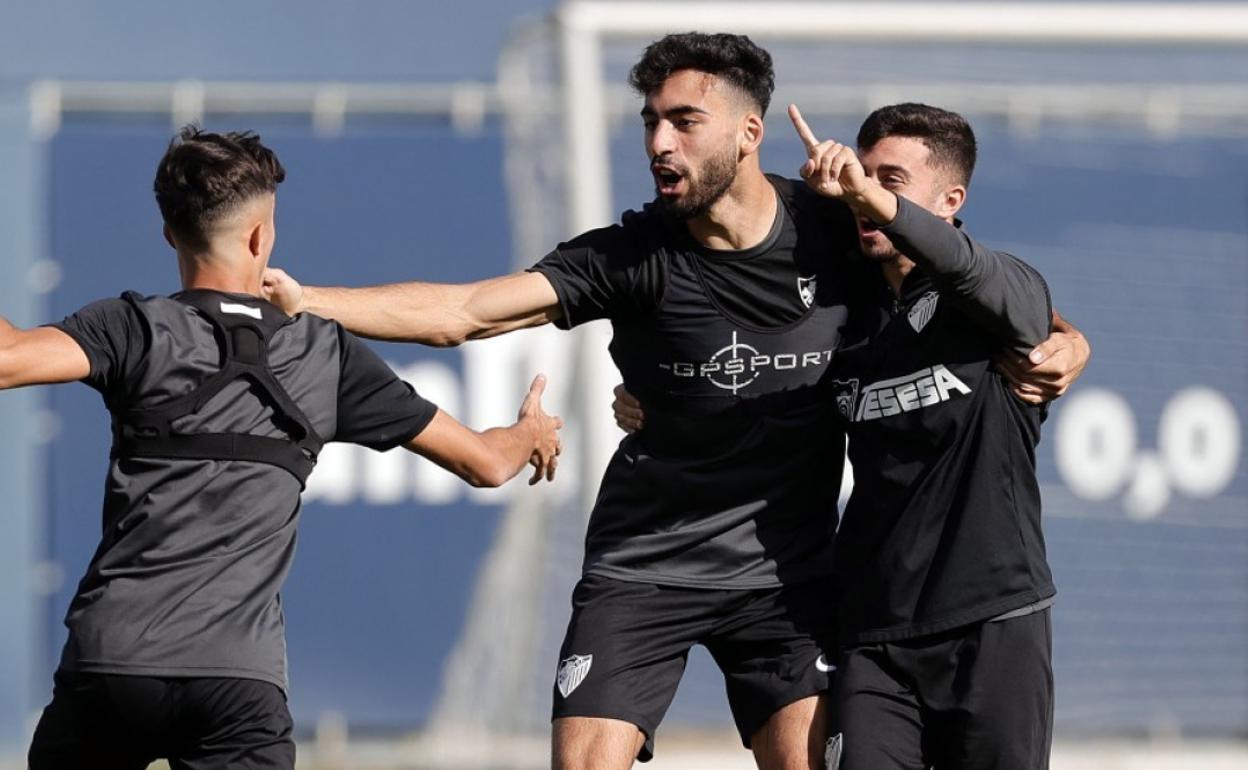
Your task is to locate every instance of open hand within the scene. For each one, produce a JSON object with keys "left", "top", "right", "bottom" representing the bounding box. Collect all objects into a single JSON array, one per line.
[
  {"left": 995, "top": 328, "right": 1091, "bottom": 404},
  {"left": 519, "top": 374, "right": 564, "bottom": 484},
  {"left": 612, "top": 383, "right": 644, "bottom": 434}
]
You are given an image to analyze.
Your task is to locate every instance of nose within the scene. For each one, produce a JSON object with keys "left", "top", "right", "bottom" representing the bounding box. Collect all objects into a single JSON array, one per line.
[{"left": 647, "top": 121, "right": 677, "bottom": 158}]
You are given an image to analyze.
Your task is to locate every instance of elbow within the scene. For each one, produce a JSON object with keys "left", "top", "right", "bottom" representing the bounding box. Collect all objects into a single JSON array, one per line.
[
  {"left": 425, "top": 322, "right": 488, "bottom": 348},
  {"left": 426, "top": 333, "right": 465, "bottom": 348},
  {"left": 464, "top": 460, "right": 512, "bottom": 489}
]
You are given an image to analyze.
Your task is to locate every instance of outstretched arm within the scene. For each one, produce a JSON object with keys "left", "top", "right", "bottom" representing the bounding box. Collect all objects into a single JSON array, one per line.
[
  {"left": 406, "top": 374, "right": 564, "bottom": 487},
  {"left": 0, "top": 317, "right": 90, "bottom": 389},
  {"left": 264, "top": 268, "right": 563, "bottom": 347}
]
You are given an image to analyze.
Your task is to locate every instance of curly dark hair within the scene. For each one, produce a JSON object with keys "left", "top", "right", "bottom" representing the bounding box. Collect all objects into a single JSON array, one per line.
[
  {"left": 628, "top": 32, "right": 775, "bottom": 115},
  {"left": 857, "top": 103, "right": 978, "bottom": 186},
  {"left": 154, "top": 126, "right": 286, "bottom": 244}
]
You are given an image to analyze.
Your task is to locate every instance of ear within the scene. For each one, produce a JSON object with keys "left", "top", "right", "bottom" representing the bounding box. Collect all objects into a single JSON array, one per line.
[
  {"left": 739, "top": 111, "right": 765, "bottom": 159},
  {"left": 162, "top": 224, "right": 176, "bottom": 250},
  {"left": 247, "top": 221, "right": 265, "bottom": 259},
  {"left": 936, "top": 184, "right": 967, "bottom": 220}
]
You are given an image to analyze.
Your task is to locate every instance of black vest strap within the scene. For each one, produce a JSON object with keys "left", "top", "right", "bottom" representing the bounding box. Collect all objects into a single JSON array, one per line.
[{"left": 110, "top": 291, "right": 325, "bottom": 488}]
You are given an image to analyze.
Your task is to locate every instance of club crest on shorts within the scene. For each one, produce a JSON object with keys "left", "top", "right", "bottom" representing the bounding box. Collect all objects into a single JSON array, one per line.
[
  {"left": 797, "top": 275, "right": 817, "bottom": 308},
  {"left": 825, "top": 733, "right": 843, "bottom": 770},
  {"left": 907, "top": 291, "right": 940, "bottom": 334},
  {"left": 831, "top": 379, "right": 860, "bottom": 422},
  {"left": 556, "top": 654, "right": 593, "bottom": 698}
]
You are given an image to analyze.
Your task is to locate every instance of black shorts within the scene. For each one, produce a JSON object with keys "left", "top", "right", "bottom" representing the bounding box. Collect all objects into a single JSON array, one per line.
[
  {"left": 29, "top": 670, "right": 295, "bottom": 770},
  {"left": 827, "top": 609, "right": 1053, "bottom": 770},
  {"left": 551, "top": 573, "right": 836, "bottom": 762}
]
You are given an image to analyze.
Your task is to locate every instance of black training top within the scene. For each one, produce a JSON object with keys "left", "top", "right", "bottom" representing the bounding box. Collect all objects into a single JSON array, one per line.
[
  {"left": 51, "top": 290, "right": 437, "bottom": 690},
  {"left": 830, "top": 197, "right": 1055, "bottom": 643},
  {"left": 530, "top": 176, "right": 858, "bottom": 589}
]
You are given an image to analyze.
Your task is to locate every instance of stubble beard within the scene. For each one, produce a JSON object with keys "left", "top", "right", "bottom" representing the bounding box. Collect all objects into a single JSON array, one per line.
[
  {"left": 860, "top": 235, "right": 903, "bottom": 263},
  {"left": 658, "top": 144, "right": 739, "bottom": 220}
]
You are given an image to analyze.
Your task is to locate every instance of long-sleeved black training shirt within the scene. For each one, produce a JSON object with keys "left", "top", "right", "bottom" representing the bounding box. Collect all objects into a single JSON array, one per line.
[{"left": 831, "top": 196, "right": 1056, "bottom": 644}]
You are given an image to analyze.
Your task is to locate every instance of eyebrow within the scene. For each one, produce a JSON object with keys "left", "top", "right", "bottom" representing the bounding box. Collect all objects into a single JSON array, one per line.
[{"left": 640, "top": 104, "right": 711, "bottom": 119}]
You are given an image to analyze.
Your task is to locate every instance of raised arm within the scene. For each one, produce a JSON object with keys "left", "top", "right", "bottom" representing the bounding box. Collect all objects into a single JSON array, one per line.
[
  {"left": 788, "top": 104, "right": 1049, "bottom": 351},
  {"left": 406, "top": 374, "right": 563, "bottom": 487},
  {"left": 877, "top": 198, "right": 1051, "bottom": 350},
  {"left": 264, "top": 268, "right": 562, "bottom": 346},
  {"left": 0, "top": 317, "right": 90, "bottom": 390}
]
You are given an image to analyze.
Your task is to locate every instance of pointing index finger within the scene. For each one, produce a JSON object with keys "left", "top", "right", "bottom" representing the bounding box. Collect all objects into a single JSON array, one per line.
[{"left": 788, "top": 103, "right": 820, "bottom": 154}]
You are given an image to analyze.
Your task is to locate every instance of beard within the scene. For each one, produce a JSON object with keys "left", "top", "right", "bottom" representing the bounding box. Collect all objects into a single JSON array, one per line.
[
  {"left": 656, "top": 144, "right": 738, "bottom": 220},
  {"left": 859, "top": 233, "right": 903, "bottom": 263}
]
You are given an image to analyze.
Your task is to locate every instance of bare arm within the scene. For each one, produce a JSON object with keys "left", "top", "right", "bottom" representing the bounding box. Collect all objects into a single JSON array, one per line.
[
  {"left": 405, "top": 374, "right": 563, "bottom": 487},
  {"left": 0, "top": 318, "right": 90, "bottom": 389},
  {"left": 263, "top": 268, "right": 563, "bottom": 346}
]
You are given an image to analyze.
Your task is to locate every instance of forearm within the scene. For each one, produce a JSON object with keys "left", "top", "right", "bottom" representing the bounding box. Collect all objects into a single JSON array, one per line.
[
  {"left": 302, "top": 282, "right": 482, "bottom": 346},
  {"left": 472, "top": 422, "right": 541, "bottom": 488},
  {"left": 0, "top": 317, "right": 19, "bottom": 383},
  {"left": 407, "top": 408, "right": 550, "bottom": 489},
  {"left": 883, "top": 197, "right": 1050, "bottom": 350},
  {"left": 301, "top": 273, "right": 558, "bottom": 346}
]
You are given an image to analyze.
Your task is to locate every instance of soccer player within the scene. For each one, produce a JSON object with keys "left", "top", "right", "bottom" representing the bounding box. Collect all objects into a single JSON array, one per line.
[
  {"left": 263, "top": 35, "right": 1085, "bottom": 770},
  {"left": 5, "top": 127, "right": 562, "bottom": 770},
  {"left": 793, "top": 104, "right": 1061, "bottom": 769},
  {"left": 616, "top": 103, "right": 1077, "bottom": 768}
]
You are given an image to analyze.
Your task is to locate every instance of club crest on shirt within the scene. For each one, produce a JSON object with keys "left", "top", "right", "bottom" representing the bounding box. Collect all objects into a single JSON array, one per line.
[
  {"left": 907, "top": 291, "right": 940, "bottom": 333},
  {"left": 831, "top": 379, "right": 860, "bottom": 422},
  {"left": 797, "top": 275, "right": 817, "bottom": 308},
  {"left": 556, "top": 654, "right": 593, "bottom": 698}
]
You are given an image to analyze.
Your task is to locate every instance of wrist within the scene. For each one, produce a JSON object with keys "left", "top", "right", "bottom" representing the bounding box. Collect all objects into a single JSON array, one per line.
[
  {"left": 516, "top": 414, "right": 540, "bottom": 449},
  {"left": 295, "top": 286, "right": 317, "bottom": 315},
  {"left": 847, "top": 186, "right": 898, "bottom": 227}
]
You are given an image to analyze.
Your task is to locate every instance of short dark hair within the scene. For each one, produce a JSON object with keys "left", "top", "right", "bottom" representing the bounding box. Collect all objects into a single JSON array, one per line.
[
  {"left": 154, "top": 126, "right": 286, "bottom": 243},
  {"left": 628, "top": 32, "right": 775, "bottom": 115},
  {"left": 857, "top": 103, "right": 977, "bottom": 186}
]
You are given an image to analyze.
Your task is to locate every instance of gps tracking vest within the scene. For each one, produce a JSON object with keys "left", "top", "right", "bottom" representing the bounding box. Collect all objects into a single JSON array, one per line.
[{"left": 109, "top": 290, "right": 324, "bottom": 487}]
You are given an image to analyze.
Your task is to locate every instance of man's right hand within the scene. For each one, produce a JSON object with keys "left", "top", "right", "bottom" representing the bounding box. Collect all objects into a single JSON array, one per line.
[
  {"left": 520, "top": 375, "right": 564, "bottom": 484},
  {"left": 261, "top": 267, "right": 305, "bottom": 316},
  {"left": 406, "top": 373, "right": 564, "bottom": 488},
  {"left": 612, "top": 383, "right": 644, "bottom": 434}
]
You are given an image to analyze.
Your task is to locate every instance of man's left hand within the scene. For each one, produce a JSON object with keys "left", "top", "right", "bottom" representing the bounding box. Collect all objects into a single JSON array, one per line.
[{"left": 789, "top": 104, "right": 869, "bottom": 201}]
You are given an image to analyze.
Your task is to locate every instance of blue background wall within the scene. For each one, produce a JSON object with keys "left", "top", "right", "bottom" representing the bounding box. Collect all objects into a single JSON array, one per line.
[{"left": 1, "top": 0, "right": 1246, "bottom": 756}]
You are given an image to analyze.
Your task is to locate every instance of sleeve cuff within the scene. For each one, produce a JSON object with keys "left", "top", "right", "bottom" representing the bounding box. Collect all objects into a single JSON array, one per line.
[
  {"left": 42, "top": 322, "right": 102, "bottom": 382},
  {"left": 525, "top": 264, "right": 576, "bottom": 330}
]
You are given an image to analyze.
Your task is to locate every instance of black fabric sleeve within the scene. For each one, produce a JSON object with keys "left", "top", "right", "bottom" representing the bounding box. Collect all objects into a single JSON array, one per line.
[
  {"left": 881, "top": 196, "right": 1052, "bottom": 351},
  {"left": 46, "top": 295, "right": 148, "bottom": 398},
  {"left": 334, "top": 325, "right": 439, "bottom": 450},
  {"left": 526, "top": 216, "right": 665, "bottom": 330}
]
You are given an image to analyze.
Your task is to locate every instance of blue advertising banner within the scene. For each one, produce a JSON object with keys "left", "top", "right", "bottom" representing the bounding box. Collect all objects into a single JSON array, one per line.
[{"left": 39, "top": 114, "right": 1248, "bottom": 737}]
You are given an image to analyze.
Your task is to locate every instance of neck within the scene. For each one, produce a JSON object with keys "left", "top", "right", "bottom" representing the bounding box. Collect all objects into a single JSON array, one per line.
[
  {"left": 686, "top": 166, "right": 776, "bottom": 251},
  {"left": 177, "top": 250, "right": 261, "bottom": 296}
]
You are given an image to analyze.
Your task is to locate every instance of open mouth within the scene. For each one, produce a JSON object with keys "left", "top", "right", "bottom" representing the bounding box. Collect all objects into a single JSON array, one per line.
[
  {"left": 652, "top": 165, "right": 685, "bottom": 195},
  {"left": 857, "top": 217, "right": 881, "bottom": 236}
]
